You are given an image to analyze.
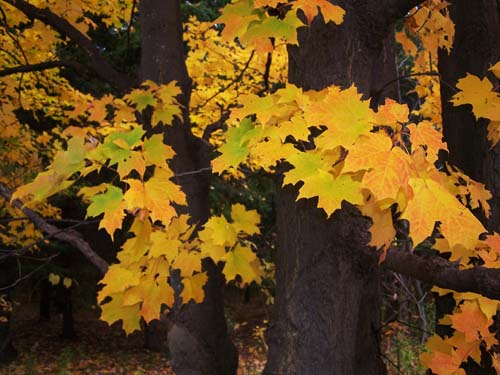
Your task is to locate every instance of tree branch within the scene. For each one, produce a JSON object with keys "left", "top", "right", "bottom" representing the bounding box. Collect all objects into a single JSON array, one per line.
[
  {"left": 384, "top": 246, "right": 500, "bottom": 300},
  {"left": 0, "top": 60, "right": 87, "bottom": 77},
  {"left": 1, "top": 0, "right": 136, "bottom": 92},
  {"left": 385, "top": 0, "right": 427, "bottom": 22},
  {"left": 0, "top": 182, "right": 109, "bottom": 274}
]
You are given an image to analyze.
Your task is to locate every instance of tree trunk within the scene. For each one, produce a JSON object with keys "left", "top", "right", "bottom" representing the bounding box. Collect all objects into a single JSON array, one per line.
[
  {"left": 437, "top": 1, "right": 500, "bottom": 373},
  {"left": 264, "top": 2, "right": 400, "bottom": 374},
  {"left": 139, "top": 1, "right": 237, "bottom": 374}
]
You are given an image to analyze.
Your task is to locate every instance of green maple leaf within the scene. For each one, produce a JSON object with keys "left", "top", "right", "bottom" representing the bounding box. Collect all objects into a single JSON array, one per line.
[
  {"left": 101, "top": 127, "right": 145, "bottom": 166},
  {"left": 87, "top": 185, "right": 126, "bottom": 236},
  {"left": 211, "top": 118, "right": 257, "bottom": 173},
  {"left": 126, "top": 91, "right": 157, "bottom": 111}
]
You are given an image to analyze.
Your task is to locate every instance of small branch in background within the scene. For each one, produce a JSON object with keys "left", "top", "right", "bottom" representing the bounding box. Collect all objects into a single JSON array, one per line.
[
  {"left": 0, "top": 182, "right": 109, "bottom": 274},
  {"left": 0, "top": 60, "right": 88, "bottom": 77},
  {"left": 0, "top": 252, "right": 59, "bottom": 291},
  {"left": 192, "top": 50, "right": 255, "bottom": 112},
  {"left": 202, "top": 109, "right": 230, "bottom": 141}
]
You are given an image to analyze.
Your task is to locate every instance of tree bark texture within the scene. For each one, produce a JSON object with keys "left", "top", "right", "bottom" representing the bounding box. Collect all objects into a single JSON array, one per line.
[
  {"left": 264, "top": 2, "right": 400, "bottom": 374},
  {"left": 139, "top": 1, "right": 237, "bottom": 374},
  {"left": 437, "top": 1, "right": 500, "bottom": 373},
  {"left": 438, "top": 0, "right": 500, "bottom": 230}
]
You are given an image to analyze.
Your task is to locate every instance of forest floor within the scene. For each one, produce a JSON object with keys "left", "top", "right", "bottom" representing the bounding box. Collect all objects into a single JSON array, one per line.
[{"left": 1, "top": 289, "right": 269, "bottom": 375}]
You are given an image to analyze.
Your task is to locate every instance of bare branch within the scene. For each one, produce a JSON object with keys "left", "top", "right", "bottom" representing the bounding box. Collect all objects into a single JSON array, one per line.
[
  {"left": 384, "top": 247, "right": 500, "bottom": 300},
  {"left": 385, "top": 0, "right": 427, "bottom": 21},
  {"left": 0, "top": 60, "right": 87, "bottom": 77},
  {"left": 1, "top": 0, "right": 136, "bottom": 92},
  {"left": 0, "top": 182, "right": 109, "bottom": 274}
]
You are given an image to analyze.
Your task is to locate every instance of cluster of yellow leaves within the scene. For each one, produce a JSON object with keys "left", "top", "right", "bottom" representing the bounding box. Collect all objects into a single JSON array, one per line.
[
  {"left": 213, "top": 83, "right": 490, "bottom": 259},
  {"left": 216, "top": 0, "right": 344, "bottom": 53},
  {"left": 186, "top": 16, "right": 288, "bottom": 139},
  {"left": 5, "top": 0, "right": 133, "bottom": 35},
  {"left": 417, "top": 63, "right": 500, "bottom": 375},
  {"left": 9, "top": 76, "right": 263, "bottom": 333},
  {"left": 98, "top": 202, "right": 261, "bottom": 333},
  {"left": 397, "top": 0, "right": 454, "bottom": 123}
]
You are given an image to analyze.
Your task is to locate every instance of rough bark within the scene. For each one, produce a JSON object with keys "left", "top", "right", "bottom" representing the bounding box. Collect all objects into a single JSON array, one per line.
[
  {"left": 139, "top": 1, "right": 237, "bottom": 374},
  {"left": 437, "top": 1, "right": 500, "bottom": 373},
  {"left": 264, "top": 2, "right": 399, "bottom": 374}
]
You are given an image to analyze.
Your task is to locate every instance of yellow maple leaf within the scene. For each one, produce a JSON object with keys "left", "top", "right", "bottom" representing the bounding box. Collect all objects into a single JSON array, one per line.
[
  {"left": 359, "top": 197, "right": 396, "bottom": 253},
  {"left": 100, "top": 294, "right": 141, "bottom": 334},
  {"left": 407, "top": 121, "right": 448, "bottom": 163},
  {"left": 306, "top": 86, "right": 376, "bottom": 150},
  {"left": 98, "top": 265, "right": 141, "bottom": 302},
  {"left": 124, "top": 168, "right": 185, "bottom": 225},
  {"left": 231, "top": 203, "right": 260, "bottom": 235},
  {"left": 292, "top": 0, "right": 345, "bottom": 25},
  {"left": 181, "top": 272, "right": 208, "bottom": 304},
  {"left": 452, "top": 74, "right": 499, "bottom": 119},
  {"left": 223, "top": 244, "right": 262, "bottom": 285},
  {"left": 402, "top": 178, "right": 486, "bottom": 250},
  {"left": 201, "top": 215, "right": 238, "bottom": 246},
  {"left": 297, "top": 171, "right": 363, "bottom": 216},
  {"left": 171, "top": 250, "right": 202, "bottom": 277},
  {"left": 149, "top": 230, "right": 182, "bottom": 262},
  {"left": 450, "top": 300, "right": 493, "bottom": 343}
]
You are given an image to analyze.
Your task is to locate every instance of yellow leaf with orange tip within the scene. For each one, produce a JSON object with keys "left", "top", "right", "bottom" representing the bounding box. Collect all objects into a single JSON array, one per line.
[
  {"left": 292, "top": 0, "right": 345, "bottom": 25},
  {"left": 420, "top": 335, "right": 467, "bottom": 375},
  {"left": 402, "top": 178, "right": 486, "bottom": 249},
  {"left": 374, "top": 98, "right": 409, "bottom": 129},
  {"left": 359, "top": 197, "right": 395, "bottom": 253},
  {"left": 223, "top": 244, "right": 262, "bottom": 285},
  {"left": 466, "top": 179, "right": 492, "bottom": 217},
  {"left": 305, "top": 86, "right": 376, "bottom": 150},
  {"left": 216, "top": 0, "right": 260, "bottom": 42},
  {"left": 447, "top": 332, "right": 482, "bottom": 365},
  {"left": 485, "top": 233, "right": 500, "bottom": 254},
  {"left": 100, "top": 294, "right": 141, "bottom": 334},
  {"left": 124, "top": 168, "right": 185, "bottom": 225},
  {"left": 360, "top": 146, "right": 413, "bottom": 204},
  {"left": 450, "top": 300, "right": 493, "bottom": 343},
  {"left": 181, "top": 272, "right": 208, "bottom": 304},
  {"left": 408, "top": 121, "right": 448, "bottom": 163},
  {"left": 343, "top": 133, "right": 393, "bottom": 173}
]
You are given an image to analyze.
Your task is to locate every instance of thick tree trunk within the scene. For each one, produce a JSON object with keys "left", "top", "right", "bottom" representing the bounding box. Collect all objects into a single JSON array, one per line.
[
  {"left": 139, "top": 1, "right": 237, "bottom": 374},
  {"left": 264, "top": 2, "right": 399, "bottom": 374},
  {"left": 437, "top": 1, "right": 500, "bottom": 373}
]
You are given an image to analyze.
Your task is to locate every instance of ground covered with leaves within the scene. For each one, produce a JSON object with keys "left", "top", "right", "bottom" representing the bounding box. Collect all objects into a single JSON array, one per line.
[{"left": 1, "top": 294, "right": 268, "bottom": 375}]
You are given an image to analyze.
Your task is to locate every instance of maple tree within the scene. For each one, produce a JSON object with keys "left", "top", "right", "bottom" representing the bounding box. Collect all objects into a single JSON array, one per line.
[{"left": 1, "top": 0, "right": 500, "bottom": 374}]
